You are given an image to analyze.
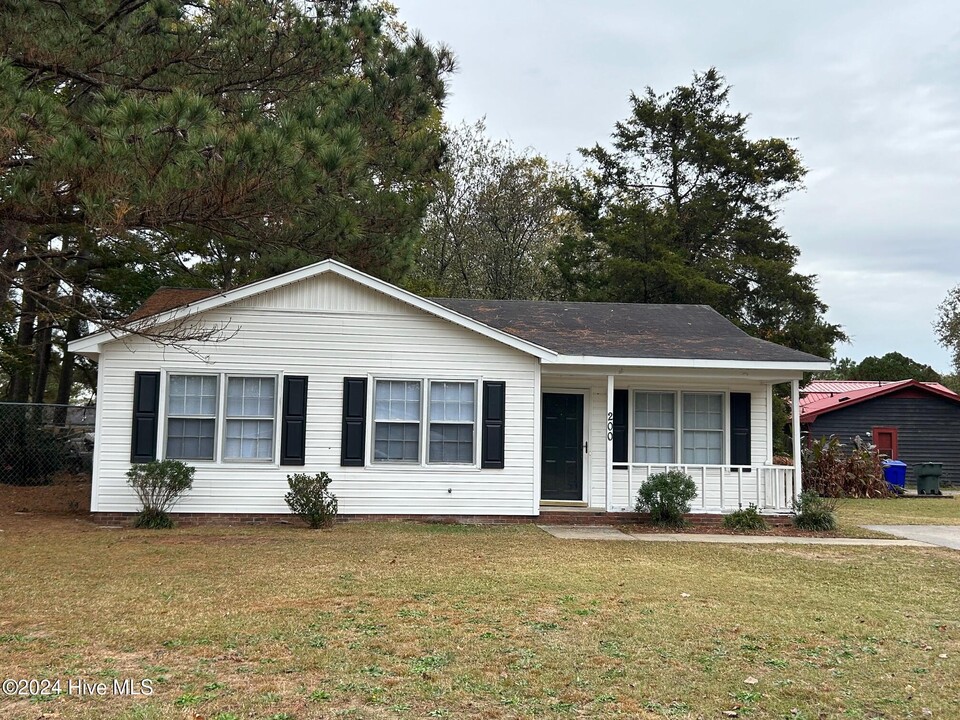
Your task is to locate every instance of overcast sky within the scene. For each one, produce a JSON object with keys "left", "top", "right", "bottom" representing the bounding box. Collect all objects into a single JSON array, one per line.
[{"left": 400, "top": 0, "right": 960, "bottom": 372}]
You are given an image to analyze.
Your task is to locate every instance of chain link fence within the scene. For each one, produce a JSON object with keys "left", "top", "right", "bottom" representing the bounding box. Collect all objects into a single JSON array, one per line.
[{"left": 0, "top": 402, "right": 95, "bottom": 486}]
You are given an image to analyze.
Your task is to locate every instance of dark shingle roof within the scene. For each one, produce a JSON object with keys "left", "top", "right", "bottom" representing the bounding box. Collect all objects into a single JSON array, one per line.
[
  {"left": 126, "top": 287, "right": 220, "bottom": 322},
  {"left": 433, "top": 299, "right": 828, "bottom": 364}
]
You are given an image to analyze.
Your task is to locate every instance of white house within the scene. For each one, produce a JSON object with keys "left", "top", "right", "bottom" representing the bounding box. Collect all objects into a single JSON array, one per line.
[{"left": 70, "top": 259, "right": 829, "bottom": 520}]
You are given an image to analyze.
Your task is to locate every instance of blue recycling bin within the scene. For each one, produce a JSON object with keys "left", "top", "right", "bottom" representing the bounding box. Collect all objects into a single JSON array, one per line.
[{"left": 882, "top": 459, "right": 907, "bottom": 490}]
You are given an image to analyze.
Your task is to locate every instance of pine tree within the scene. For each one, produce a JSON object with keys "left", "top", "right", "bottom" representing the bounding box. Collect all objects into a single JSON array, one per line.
[{"left": 0, "top": 0, "right": 454, "bottom": 399}]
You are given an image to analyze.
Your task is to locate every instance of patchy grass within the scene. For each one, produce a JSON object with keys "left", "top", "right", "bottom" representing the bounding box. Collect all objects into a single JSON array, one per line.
[
  {"left": 838, "top": 495, "right": 960, "bottom": 527},
  {"left": 0, "top": 517, "right": 959, "bottom": 719}
]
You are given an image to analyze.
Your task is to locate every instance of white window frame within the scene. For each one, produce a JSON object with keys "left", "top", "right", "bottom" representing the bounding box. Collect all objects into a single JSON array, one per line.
[
  {"left": 371, "top": 378, "right": 423, "bottom": 464},
  {"left": 427, "top": 380, "right": 478, "bottom": 466},
  {"left": 627, "top": 388, "right": 728, "bottom": 467},
  {"left": 159, "top": 370, "right": 281, "bottom": 466},
  {"left": 365, "top": 375, "right": 482, "bottom": 470},
  {"left": 222, "top": 374, "right": 279, "bottom": 464},
  {"left": 632, "top": 390, "right": 677, "bottom": 465},
  {"left": 163, "top": 373, "right": 219, "bottom": 463},
  {"left": 680, "top": 391, "right": 725, "bottom": 466}
]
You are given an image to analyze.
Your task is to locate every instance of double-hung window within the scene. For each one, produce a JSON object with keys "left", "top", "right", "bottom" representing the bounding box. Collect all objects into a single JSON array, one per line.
[
  {"left": 224, "top": 376, "right": 276, "bottom": 461},
  {"left": 373, "top": 380, "right": 421, "bottom": 462},
  {"left": 634, "top": 392, "right": 676, "bottom": 463},
  {"left": 166, "top": 375, "right": 218, "bottom": 460},
  {"left": 428, "top": 381, "right": 475, "bottom": 463},
  {"left": 681, "top": 393, "right": 723, "bottom": 464},
  {"left": 164, "top": 373, "right": 277, "bottom": 463}
]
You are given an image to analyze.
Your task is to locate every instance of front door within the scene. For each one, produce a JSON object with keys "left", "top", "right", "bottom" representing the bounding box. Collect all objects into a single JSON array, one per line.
[{"left": 541, "top": 392, "right": 584, "bottom": 501}]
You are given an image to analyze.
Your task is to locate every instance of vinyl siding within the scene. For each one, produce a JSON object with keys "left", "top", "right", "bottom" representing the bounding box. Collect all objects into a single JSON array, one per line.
[
  {"left": 93, "top": 274, "right": 539, "bottom": 515},
  {"left": 607, "top": 378, "right": 771, "bottom": 511},
  {"left": 808, "top": 395, "right": 960, "bottom": 485},
  {"left": 540, "top": 372, "right": 772, "bottom": 510}
]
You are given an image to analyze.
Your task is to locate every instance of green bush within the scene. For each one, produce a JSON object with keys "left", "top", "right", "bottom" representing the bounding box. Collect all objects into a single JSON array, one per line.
[
  {"left": 723, "top": 504, "right": 769, "bottom": 532},
  {"left": 126, "top": 460, "right": 195, "bottom": 529},
  {"left": 285, "top": 472, "right": 338, "bottom": 528},
  {"left": 635, "top": 470, "right": 698, "bottom": 528},
  {"left": 792, "top": 490, "right": 837, "bottom": 532}
]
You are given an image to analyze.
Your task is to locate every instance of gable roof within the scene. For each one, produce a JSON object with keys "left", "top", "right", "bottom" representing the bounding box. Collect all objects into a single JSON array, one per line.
[
  {"left": 69, "top": 258, "right": 830, "bottom": 371},
  {"left": 69, "top": 260, "right": 556, "bottom": 360},
  {"left": 125, "top": 287, "right": 220, "bottom": 322},
  {"left": 434, "top": 298, "right": 828, "bottom": 366},
  {"left": 799, "top": 379, "right": 960, "bottom": 422}
]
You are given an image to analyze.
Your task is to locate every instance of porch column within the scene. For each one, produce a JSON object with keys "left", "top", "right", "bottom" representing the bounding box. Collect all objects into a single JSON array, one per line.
[
  {"left": 606, "top": 374, "right": 614, "bottom": 511},
  {"left": 791, "top": 378, "right": 802, "bottom": 498}
]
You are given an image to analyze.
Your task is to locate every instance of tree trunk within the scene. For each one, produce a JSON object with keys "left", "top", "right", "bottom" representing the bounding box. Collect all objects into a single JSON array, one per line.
[
  {"left": 7, "top": 274, "right": 37, "bottom": 402},
  {"left": 54, "top": 311, "right": 83, "bottom": 423},
  {"left": 31, "top": 318, "right": 53, "bottom": 403}
]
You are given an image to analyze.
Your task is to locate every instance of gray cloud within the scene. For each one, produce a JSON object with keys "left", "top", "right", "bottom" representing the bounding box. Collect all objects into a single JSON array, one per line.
[{"left": 402, "top": 0, "right": 960, "bottom": 370}]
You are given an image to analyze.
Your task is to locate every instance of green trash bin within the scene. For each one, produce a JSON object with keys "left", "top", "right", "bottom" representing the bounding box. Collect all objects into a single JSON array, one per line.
[{"left": 915, "top": 463, "right": 943, "bottom": 495}]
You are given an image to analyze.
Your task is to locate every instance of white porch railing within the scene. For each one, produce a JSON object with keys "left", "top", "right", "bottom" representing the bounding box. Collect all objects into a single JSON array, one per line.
[{"left": 614, "top": 464, "right": 798, "bottom": 513}]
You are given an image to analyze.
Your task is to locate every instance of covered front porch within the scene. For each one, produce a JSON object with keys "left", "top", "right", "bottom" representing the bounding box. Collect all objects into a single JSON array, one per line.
[{"left": 537, "top": 365, "right": 805, "bottom": 514}]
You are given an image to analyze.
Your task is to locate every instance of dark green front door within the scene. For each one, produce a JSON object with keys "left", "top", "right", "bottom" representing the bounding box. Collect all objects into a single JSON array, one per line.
[{"left": 541, "top": 393, "right": 584, "bottom": 501}]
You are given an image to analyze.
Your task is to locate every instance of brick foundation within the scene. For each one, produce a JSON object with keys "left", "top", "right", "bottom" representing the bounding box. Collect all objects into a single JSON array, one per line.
[{"left": 91, "top": 510, "right": 792, "bottom": 528}]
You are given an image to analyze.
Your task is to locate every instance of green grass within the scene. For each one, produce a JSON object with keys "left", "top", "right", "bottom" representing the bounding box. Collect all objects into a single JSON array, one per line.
[
  {"left": 0, "top": 516, "right": 959, "bottom": 719},
  {"left": 837, "top": 495, "right": 960, "bottom": 527}
]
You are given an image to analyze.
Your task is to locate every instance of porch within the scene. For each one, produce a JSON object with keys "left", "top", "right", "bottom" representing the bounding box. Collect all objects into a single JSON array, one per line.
[{"left": 538, "top": 367, "right": 804, "bottom": 515}]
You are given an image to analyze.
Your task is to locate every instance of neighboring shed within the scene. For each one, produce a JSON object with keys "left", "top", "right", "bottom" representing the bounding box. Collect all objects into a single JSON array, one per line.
[{"left": 800, "top": 380, "right": 960, "bottom": 485}]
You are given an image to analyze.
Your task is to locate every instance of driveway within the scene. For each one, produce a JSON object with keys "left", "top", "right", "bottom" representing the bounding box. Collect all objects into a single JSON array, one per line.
[{"left": 864, "top": 525, "right": 960, "bottom": 550}]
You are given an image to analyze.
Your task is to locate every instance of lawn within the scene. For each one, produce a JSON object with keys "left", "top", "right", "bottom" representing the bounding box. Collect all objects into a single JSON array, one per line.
[
  {"left": 837, "top": 495, "right": 960, "bottom": 528},
  {"left": 1, "top": 515, "right": 959, "bottom": 719}
]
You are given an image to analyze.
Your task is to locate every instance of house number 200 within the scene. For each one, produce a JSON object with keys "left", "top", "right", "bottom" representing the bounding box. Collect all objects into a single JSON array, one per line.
[{"left": 606, "top": 411, "right": 614, "bottom": 441}]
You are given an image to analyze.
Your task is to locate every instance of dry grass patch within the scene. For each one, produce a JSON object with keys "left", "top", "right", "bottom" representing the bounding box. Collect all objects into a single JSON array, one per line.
[{"left": 0, "top": 517, "right": 958, "bottom": 719}]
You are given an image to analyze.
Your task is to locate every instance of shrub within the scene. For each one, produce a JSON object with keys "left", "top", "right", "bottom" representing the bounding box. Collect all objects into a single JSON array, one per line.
[
  {"left": 723, "top": 504, "right": 769, "bottom": 532},
  {"left": 802, "top": 435, "right": 891, "bottom": 498},
  {"left": 285, "top": 472, "right": 338, "bottom": 528},
  {"left": 792, "top": 490, "right": 837, "bottom": 532},
  {"left": 126, "top": 460, "right": 195, "bottom": 529},
  {"left": 635, "top": 470, "right": 698, "bottom": 527}
]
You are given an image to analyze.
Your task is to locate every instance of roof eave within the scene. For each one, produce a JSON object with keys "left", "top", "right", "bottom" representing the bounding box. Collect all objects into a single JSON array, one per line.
[{"left": 542, "top": 355, "right": 831, "bottom": 372}]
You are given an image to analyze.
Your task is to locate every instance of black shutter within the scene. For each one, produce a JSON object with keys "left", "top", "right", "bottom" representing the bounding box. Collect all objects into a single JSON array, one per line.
[
  {"left": 340, "top": 377, "right": 367, "bottom": 467},
  {"left": 730, "top": 392, "right": 751, "bottom": 466},
  {"left": 612, "top": 389, "right": 628, "bottom": 463},
  {"left": 280, "top": 376, "right": 308, "bottom": 466},
  {"left": 481, "top": 381, "right": 505, "bottom": 469},
  {"left": 131, "top": 371, "right": 160, "bottom": 463}
]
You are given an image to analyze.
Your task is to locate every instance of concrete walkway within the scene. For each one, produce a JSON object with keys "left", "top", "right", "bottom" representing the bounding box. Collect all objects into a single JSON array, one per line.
[
  {"left": 537, "top": 525, "right": 933, "bottom": 547},
  {"left": 864, "top": 525, "right": 960, "bottom": 550}
]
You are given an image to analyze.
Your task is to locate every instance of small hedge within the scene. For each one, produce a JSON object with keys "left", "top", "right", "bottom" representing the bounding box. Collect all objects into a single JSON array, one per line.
[
  {"left": 126, "top": 459, "right": 195, "bottom": 529},
  {"left": 722, "top": 504, "right": 769, "bottom": 532},
  {"left": 285, "top": 472, "right": 338, "bottom": 528},
  {"left": 792, "top": 490, "right": 837, "bottom": 532},
  {"left": 635, "top": 470, "right": 698, "bottom": 528}
]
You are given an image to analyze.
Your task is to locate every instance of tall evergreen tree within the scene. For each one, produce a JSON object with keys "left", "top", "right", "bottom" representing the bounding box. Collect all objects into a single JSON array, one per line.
[
  {"left": 554, "top": 69, "right": 845, "bottom": 358},
  {"left": 0, "top": 0, "right": 454, "bottom": 399}
]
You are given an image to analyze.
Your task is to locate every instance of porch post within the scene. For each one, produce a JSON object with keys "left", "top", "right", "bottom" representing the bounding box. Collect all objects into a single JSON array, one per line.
[
  {"left": 791, "top": 378, "right": 802, "bottom": 499},
  {"left": 606, "top": 374, "right": 614, "bottom": 512}
]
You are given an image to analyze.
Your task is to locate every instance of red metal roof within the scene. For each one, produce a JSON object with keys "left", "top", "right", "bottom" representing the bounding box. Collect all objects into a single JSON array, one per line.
[{"left": 799, "top": 380, "right": 960, "bottom": 422}]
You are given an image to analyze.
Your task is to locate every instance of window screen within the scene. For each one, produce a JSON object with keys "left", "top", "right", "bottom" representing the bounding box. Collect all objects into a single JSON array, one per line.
[
  {"left": 374, "top": 380, "right": 421, "bottom": 462},
  {"left": 224, "top": 376, "right": 276, "bottom": 461},
  {"left": 634, "top": 392, "right": 675, "bottom": 463},
  {"left": 166, "top": 375, "right": 218, "bottom": 460},
  {"left": 429, "top": 382, "right": 475, "bottom": 463}
]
